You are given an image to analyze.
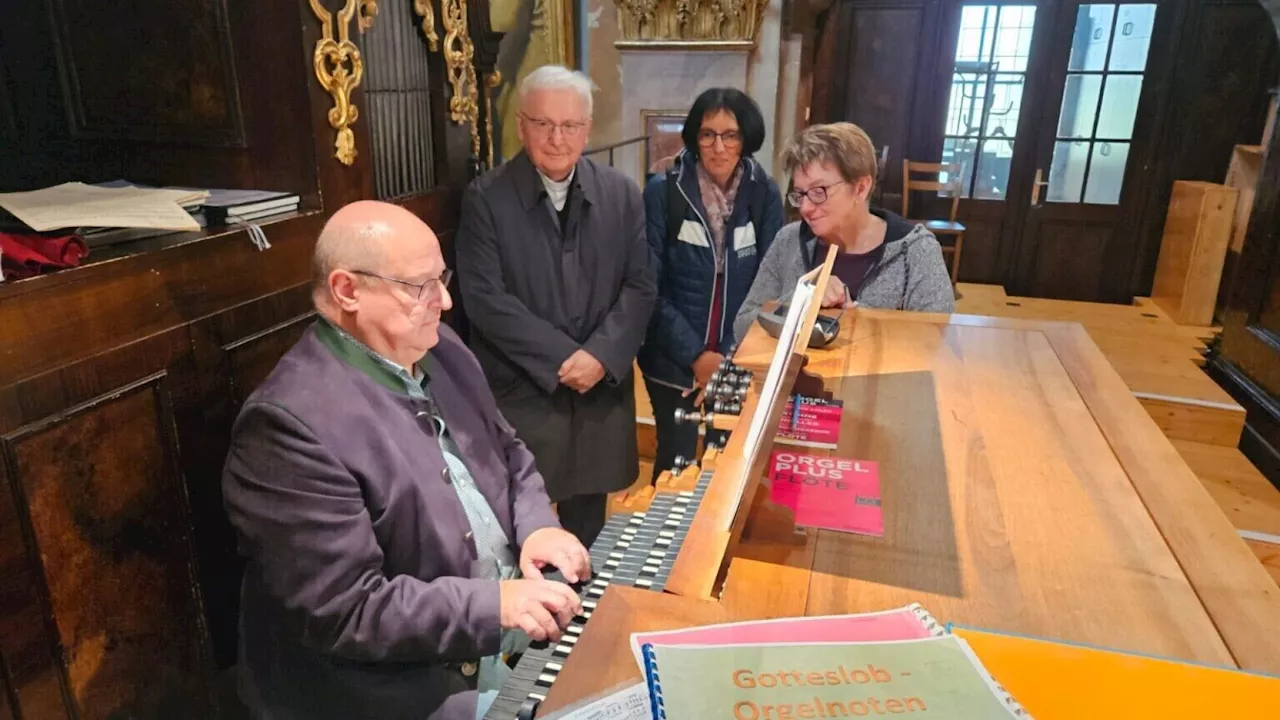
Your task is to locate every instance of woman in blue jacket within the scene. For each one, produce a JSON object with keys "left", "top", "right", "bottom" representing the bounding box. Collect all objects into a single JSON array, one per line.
[{"left": 638, "top": 88, "right": 785, "bottom": 482}]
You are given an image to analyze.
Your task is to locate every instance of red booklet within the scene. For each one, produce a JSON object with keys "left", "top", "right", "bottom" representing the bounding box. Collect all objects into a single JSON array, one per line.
[
  {"left": 767, "top": 449, "right": 883, "bottom": 536},
  {"left": 775, "top": 395, "right": 844, "bottom": 449}
]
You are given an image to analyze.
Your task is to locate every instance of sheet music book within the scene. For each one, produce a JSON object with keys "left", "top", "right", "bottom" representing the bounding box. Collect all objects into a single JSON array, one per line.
[
  {"left": 952, "top": 625, "right": 1280, "bottom": 718},
  {"left": 0, "top": 182, "right": 201, "bottom": 232},
  {"left": 629, "top": 604, "right": 945, "bottom": 669},
  {"left": 774, "top": 394, "right": 844, "bottom": 448},
  {"left": 640, "top": 636, "right": 1030, "bottom": 719},
  {"left": 538, "top": 679, "right": 651, "bottom": 720},
  {"left": 768, "top": 451, "right": 883, "bottom": 536}
]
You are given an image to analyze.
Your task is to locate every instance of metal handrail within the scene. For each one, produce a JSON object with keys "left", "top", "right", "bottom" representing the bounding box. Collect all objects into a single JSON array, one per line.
[{"left": 584, "top": 135, "right": 650, "bottom": 168}]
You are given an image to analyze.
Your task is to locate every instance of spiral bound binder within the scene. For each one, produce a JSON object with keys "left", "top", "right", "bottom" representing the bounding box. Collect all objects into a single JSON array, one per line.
[
  {"left": 640, "top": 644, "right": 665, "bottom": 720},
  {"left": 906, "top": 602, "right": 946, "bottom": 637}
]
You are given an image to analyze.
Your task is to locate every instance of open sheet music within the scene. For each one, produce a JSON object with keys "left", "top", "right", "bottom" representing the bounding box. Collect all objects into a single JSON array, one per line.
[
  {"left": 538, "top": 680, "right": 650, "bottom": 720},
  {"left": 0, "top": 182, "right": 201, "bottom": 232}
]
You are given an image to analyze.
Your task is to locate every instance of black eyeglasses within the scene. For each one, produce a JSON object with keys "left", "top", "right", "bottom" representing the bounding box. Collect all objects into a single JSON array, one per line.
[
  {"left": 786, "top": 181, "right": 846, "bottom": 208},
  {"left": 698, "top": 129, "right": 743, "bottom": 149},
  {"left": 351, "top": 269, "right": 453, "bottom": 301}
]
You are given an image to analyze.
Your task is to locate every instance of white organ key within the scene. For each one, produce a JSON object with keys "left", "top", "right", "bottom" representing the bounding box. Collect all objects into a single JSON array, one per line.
[
  {"left": 636, "top": 578, "right": 653, "bottom": 588},
  {"left": 546, "top": 661, "right": 563, "bottom": 672},
  {"left": 555, "top": 643, "right": 573, "bottom": 654},
  {"left": 561, "top": 633, "right": 579, "bottom": 645},
  {"left": 538, "top": 673, "right": 557, "bottom": 684},
  {"left": 659, "top": 530, "right": 676, "bottom": 538},
  {"left": 531, "top": 692, "right": 546, "bottom": 701}
]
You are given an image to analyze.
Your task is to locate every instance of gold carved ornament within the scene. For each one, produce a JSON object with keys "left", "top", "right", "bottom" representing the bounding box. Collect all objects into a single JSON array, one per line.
[
  {"left": 310, "top": 0, "right": 379, "bottom": 166},
  {"left": 413, "top": 0, "right": 440, "bottom": 50},
  {"left": 614, "top": 0, "right": 768, "bottom": 45},
  {"left": 485, "top": 71, "right": 502, "bottom": 169},
  {"left": 413, "top": 0, "right": 484, "bottom": 162},
  {"left": 443, "top": 0, "right": 482, "bottom": 158}
]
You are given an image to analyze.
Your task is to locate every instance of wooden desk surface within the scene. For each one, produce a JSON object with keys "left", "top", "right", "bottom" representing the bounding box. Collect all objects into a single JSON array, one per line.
[{"left": 538, "top": 310, "right": 1280, "bottom": 714}]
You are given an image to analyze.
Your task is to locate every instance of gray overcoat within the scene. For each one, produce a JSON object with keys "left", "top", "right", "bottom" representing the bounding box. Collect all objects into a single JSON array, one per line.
[{"left": 456, "top": 151, "right": 656, "bottom": 501}]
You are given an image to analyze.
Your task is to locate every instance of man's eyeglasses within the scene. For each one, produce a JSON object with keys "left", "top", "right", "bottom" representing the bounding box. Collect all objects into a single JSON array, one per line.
[
  {"left": 698, "top": 129, "right": 743, "bottom": 149},
  {"left": 519, "top": 113, "right": 589, "bottom": 138},
  {"left": 352, "top": 269, "right": 453, "bottom": 301},
  {"left": 786, "top": 181, "right": 846, "bottom": 208}
]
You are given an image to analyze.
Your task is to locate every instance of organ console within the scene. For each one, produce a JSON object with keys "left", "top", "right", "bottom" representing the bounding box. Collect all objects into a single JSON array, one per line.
[{"left": 487, "top": 246, "right": 1280, "bottom": 718}]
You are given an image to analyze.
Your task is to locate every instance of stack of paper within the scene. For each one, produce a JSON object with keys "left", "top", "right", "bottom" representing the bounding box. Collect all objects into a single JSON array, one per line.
[{"left": 0, "top": 182, "right": 203, "bottom": 232}]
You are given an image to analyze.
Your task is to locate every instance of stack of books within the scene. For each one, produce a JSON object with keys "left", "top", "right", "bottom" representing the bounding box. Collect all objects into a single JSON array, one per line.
[{"left": 544, "top": 606, "right": 1280, "bottom": 719}]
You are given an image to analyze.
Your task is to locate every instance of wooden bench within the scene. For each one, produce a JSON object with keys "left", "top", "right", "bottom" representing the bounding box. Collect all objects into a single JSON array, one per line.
[
  {"left": 1173, "top": 440, "right": 1280, "bottom": 586},
  {"left": 955, "top": 284, "right": 1245, "bottom": 447}
]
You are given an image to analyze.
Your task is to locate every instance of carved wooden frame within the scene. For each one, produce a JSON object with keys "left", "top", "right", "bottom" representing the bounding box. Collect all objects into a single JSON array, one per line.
[{"left": 46, "top": 0, "right": 247, "bottom": 146}]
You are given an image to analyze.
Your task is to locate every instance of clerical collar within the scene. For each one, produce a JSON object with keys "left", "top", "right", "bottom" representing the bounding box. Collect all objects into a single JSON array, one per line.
[{"left": 538, "top": 167, "right": 575, "bottom": 212}]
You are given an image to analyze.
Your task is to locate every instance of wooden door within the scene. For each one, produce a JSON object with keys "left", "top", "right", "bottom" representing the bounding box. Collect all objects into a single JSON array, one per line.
[
  {"left": 929, "top": 2, "right": 1056, "bottom": 288},
  {"left": 1009, "top": 2, "right": 1166, "bottom": 300}
]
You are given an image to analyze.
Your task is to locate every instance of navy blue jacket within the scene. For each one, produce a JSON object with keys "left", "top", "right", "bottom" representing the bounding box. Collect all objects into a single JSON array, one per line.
[{"left": 637, "top": 150, "right": 785, "bottom": 390}]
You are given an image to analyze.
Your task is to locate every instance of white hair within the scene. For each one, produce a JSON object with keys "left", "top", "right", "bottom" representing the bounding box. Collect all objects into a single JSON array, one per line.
[{"left": 517, "top": 65, "right": 595, "bottom": 117}]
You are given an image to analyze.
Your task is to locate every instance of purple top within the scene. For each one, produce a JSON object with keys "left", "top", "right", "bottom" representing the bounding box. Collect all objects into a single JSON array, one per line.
[{"left": 817, "top": 240, "right": 886, "bottom": 302}]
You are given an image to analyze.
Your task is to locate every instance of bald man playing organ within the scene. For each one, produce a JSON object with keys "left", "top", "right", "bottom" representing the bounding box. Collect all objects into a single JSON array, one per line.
[{"left": 222, "top": 200, "right": 591, "bottom": 720}]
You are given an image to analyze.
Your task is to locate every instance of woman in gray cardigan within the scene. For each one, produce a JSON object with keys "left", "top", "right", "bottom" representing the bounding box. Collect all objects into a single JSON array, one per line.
[{"left": 732, "top": 122, "right": 955, "bottom": 343}]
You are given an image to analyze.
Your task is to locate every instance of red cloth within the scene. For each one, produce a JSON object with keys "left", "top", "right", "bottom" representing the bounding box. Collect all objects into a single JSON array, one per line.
[{"left": 0, "top": 232, "right": 89, "bottom": 281}]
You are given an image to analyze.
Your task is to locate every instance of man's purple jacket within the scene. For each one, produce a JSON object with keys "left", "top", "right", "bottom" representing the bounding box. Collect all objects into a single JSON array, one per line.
[{"left": 222, "top": 319, "right": 562, "bottom": 720}]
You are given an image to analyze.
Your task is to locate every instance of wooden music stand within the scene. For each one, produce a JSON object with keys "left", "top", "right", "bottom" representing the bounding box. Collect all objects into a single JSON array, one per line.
[{"left": 662, "top": 244, "right": 839, "bottom": 600}]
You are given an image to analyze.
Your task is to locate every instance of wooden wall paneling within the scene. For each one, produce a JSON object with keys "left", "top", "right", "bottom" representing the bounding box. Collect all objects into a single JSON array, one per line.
[
  {"left": 0, "top": 658, "right": 15, "bottom": 720},
  {"left": 0, "top": 0, "right": 123, "bottom": 191},
  {"left": 1215, "top": 92, "right": 1280, "bottom": 477},
  {"left": 808, "top": 0, "right": 845, "bottom": 124},
  {"left": 183, "top": 285, "right": 318, "bottom": 668},
  {"left": 0, "top": 215, "right": 324, "bottom": 389},
  {"left": 833, "top": 1, "right": 937, "bottom": 205},
  {"left": 132, "top": 0, "right": 321, "bottom": 202},
  {"left": 0, "top": 327, "right": 217, "bottom": 720},
  {"left": 1128, "top": 0, "right": 1279, "bottom": 299},
  {"left": 0, "top": 455, "right": 70, "bottom": 720},
  {"left": 0, "top": 0, "right": 321, "bottom": 199},
  {"left": 47, "top": 0, "right": 245, "bottom": 145},
  {"left": 0, "top": 56, "right": 15, "bottom": 137}
]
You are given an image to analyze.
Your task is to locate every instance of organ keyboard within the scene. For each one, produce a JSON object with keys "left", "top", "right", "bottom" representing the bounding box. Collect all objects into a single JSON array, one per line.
[{"left": 482, "top": 467, "right": 713, "bottom": 719}]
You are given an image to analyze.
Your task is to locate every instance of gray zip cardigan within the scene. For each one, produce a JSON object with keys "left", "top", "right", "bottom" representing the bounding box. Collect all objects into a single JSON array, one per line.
[{"left": 731, "top": 216, "right": 956, "bottom": 344}]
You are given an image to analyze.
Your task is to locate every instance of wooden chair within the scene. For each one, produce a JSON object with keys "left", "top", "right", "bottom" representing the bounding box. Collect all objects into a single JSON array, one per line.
[{"left": 902, "top": 160, "right": 966, "bottom": 285}]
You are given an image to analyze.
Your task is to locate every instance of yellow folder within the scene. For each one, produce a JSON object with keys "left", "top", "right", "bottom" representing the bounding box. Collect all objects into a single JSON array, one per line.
[{"left": 952, "top": 626, "right": 1280, "bottom": 718}]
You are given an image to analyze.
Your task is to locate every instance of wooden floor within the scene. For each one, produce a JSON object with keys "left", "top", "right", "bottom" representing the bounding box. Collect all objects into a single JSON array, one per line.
[{"left": 617, "top": 283, "right": 1280, "bottom": 585}]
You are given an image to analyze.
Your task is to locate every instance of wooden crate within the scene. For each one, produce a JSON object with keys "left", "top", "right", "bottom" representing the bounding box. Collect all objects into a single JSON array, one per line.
[{"left": 1151, "top": 181, "right": 1238, "bottom": 326}]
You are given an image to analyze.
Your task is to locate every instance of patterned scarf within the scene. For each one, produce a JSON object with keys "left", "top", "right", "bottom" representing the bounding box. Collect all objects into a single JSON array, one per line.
[{"left": 696, "top": 161, "right": 743, "bottom": 273}]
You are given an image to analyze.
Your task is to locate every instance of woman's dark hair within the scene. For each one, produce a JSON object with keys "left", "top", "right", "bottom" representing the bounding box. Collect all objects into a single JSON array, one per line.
[{"left": 681, "top": 88, "right": 766, "bottom": 158}]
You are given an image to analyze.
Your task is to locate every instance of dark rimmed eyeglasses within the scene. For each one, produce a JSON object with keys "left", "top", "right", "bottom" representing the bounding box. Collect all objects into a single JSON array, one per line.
[
  {"left": 786, "top": 181, "right": 847, "bottom": 208},
  {"left": 351, "top": 269, "right": 453, "bottom": 301},
  {"left": 698, "top": 129, "right": 743, "bottom": 149}
]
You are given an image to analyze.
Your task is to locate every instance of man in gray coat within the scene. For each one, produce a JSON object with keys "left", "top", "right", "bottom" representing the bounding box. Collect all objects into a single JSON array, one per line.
[
  {"left": 222, "top": 200, "right": 590, "bottom": 720},
  {"left": 457, "top": 66, "right": 656, "bottom": 549}
]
